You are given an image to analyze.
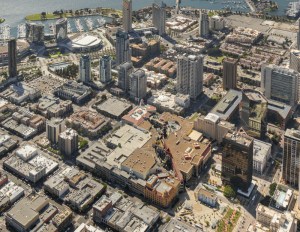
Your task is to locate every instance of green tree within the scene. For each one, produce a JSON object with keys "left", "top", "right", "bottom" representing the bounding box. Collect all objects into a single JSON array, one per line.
[
  {"left": 269, "top": 183, "right": 277, "bottom": 196},
  {"left": 223, "top": 185, "right": 236, "bottom": 199}
]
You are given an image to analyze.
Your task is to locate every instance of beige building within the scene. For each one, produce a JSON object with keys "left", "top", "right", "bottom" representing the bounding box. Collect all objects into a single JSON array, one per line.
[
  {"left": 256, "top": 204, "right": 297, "bottom": 232},
  {"left": 58, "top": 128, "right": 78, "bottom": 156},
  {"left": 194, "top": 113, "right": 235, "bottom": 144}
]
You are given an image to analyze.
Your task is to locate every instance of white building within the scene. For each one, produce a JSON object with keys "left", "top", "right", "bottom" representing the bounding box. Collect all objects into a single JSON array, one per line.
[
  {"left": 152, "top": 2, "right": 166, "bottom": 35},
  {"left": 209, "top": 15, "right": 225, "bottom": 31},
  {"left": 46, "top": 118, "right": 65, "bottom": 144},
  {"left": 58, "top": 128, "right": 78, "bottom": 156},
  {"left": 75, "top": 223, "right": 105, "bottom": 232},
  {"left": 122, "top": 0, "right": 132, "bottom": 32},
  {"left": 199, "top": 11, "right": 209, "bottom": 37},
  {"left": 177, "top": 54, "right": 204, "bottom": 99},
  {"left": 261, "top": 64, "right": 299, "bottom": 106},
  {"left": 253, "top": 140, "right": 271, "bottom": 174}
]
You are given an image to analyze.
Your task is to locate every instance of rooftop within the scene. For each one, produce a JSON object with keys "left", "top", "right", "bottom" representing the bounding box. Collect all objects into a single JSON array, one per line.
[{"left": 96, "top": 98, "right": 132, "bottom": 118}]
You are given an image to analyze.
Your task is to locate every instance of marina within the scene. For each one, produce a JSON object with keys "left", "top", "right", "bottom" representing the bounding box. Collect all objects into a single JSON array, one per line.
[{"left": 0, "top": 15, "right": 109, "bottom": 39}]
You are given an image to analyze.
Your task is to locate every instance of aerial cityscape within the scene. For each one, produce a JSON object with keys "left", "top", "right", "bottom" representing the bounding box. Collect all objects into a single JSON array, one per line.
[{"left": 1, "top": 0, "right": 300, "bottom": 231}]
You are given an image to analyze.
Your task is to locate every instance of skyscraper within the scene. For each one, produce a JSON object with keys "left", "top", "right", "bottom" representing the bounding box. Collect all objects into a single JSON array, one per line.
[
  {"left": 46, "top": 118, "right": 65, "bottom": 144},
  {"left": 25, "top": 22, "right": 45, "bottom": 44},
  {"left": 79, "top": 55, "right": 91, "bottom": 83},
  {"left": 283, "top": 129, "right": 300, "bottom": 187},
  {"left": 118, "top": 62, "right": 133, "bottom": 92},
  {"left": 261, "top": 64, "right": 299, "bottom": 106},
  {"left": 99, "top": 55, "right": 112, "bottom": 84},
  {"left": 177, "top": 54, "right": 203, "bottom": 99},
  {"left": 55, "top": 18, "right": 68, "bottom": 42},
  {"left": 152, "top": 2, "right": 166, "bottom": 36},
  {"left": 199, "top": 11, "right": 209, "bottom": 37},
  {"left": 297, "top": 19, "right": 300, "bottom": 50},
  {"left": 221, "top": 132, "right": 254, "bottom": 192},
  {"left": 223, "top": 58, "right": 238, "bottom": 90},
  {"left": 129, "top": 69, "right": 147, "bottom": 101},
  {"left": 122, "top": 0, "right": 132, "bottom": 33},
  {"left": 8, "top": 38, "right": 17, "bottom": 78},
  {"left": 290, "top": 49, "right": 300, "bottom": 73},
  {"left": 58, "top": 128, "right": 78, "bottom": 156},
  {"left": 116, "top": 30, "right": 131, "bottom": 66}
]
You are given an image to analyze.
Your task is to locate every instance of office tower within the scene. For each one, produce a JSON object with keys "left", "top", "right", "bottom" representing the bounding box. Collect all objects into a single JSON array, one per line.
[
  {"left": 176, "top": 0, "right": 181, "bottom": 14},
  {"left": 116, "top": 30, "right": 131, "bottom": 65},
  {"left": 122, "top": 0, "right": 132, "bottom": 32},
  {"left": 99, "top": 55, "right": 112, "bottom": 84},
  {"left": 25, "top": 22, "right": 45, "bottom": 44},
  {"left": 199, "top": 11, "right": 209, "bottom": 37},
  {"left": 129, "top": 69, "right": 147, "bottom": 101},
  {"left": 46, "top": 118, "right": 65, "bottom": 144},
  {"left": 261, "top": 64, "right": 299, "bottom": 106},
  {"left": 118, "top": 62, "right": 133, "bottom": 92},
  {"left": 290, "top": 50, "right": 300, "bottom": 72},
  {"left": 297, "top": 19, "right": 300, "bottom": 50},
  {"left": 223, "top": 58, "right": 238, "bottom": 90},
  {"left": 55, "top": 18, "right": 68, "bottom": 42},
  {"left": 209, "top": 15, "right": 225, "bottom": 31},
  {"left": 79, "top": 55, "right": 91, "bottom": 83},
  {"left": 8, "top": 39, "right": 17, "bottom": 78},
  {"left": 177, "top": 54, "right": 203, "bottom": 99},
  {"left": 221, "top": 132, "right": 254, "bottom": 192},
  {"left": 283, "top": 129, "right": 300, "bottom": 187},
  {"left": 152, "top": 2, "right": 166, "bottom": 36},
  {"left": 58, "top": 128, "right": 78, "bottom": 156}
]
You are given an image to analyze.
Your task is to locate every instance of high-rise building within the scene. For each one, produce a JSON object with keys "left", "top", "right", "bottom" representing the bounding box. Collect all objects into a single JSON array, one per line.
[
  {"left": 122, "top": 0, "right": 132, "bottom": 32},
  {"left": 297, "top": 19, "right": 300, "bottom": 50},
  {"left": 116, "top": 30, "right": 131, "bottom": 66},
  {"left": 199, "top": 11, "right": 209, "bottom": 37},
  {"left": 221, "top": 132, "right": 254, "bottom": 192},
  {"left": 290, "top": 49, "right": 300, "bottom": 73},
  {"left": 261, "top": 64, "right": 299, "bottom": 106},
  {"left": 58, "top": 128, "right": 78, "bottom": 156},
  {"left": 129, "top": 69, "right": 147, "bottom": 101},
  {"left": 209, "top": 15, "right": 225, "bottom": 31},
  {"left": 283, "top": 129, "right": 300, "bottom": 187},
  {"left": 55, "top": 18, "right": 68, "bottom": 42},
  {"left": 118, "top": 62, "right": 133, "bottom": 92},
  {"left": 152, "top": 2, "right": 166, "bottom": 36},
  {"left": 79, "top": 55, "right": 91, "bottom": 83},
  {"left": 8, "top": 39, "right": 17, "bottom": 78},
  {"left": 46, "top": 118, "right": 65, "bottom": 144},
  {"left": 99, "top": 55, "right": 112, "bottom": 84},
  {"left": 177, "top": 54, "right": 203, "bottom": 99},
  {"left": 25, "top": 22, "right": 45, "bottom": 44},
  {"left": 223, "top": 58, "right": 238, "bottom": 90}
]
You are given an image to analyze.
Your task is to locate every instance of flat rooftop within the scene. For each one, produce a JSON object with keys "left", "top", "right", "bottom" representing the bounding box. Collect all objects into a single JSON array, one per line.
[
  {"left": 96, "top": 98, "right": 132, "bottom": 118},
  {"left": 162, "top": 218, "right": 200, "bottom": 232}
]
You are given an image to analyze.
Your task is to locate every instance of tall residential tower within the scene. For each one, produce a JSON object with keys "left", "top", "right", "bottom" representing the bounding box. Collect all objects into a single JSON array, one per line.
[
  {"left": 223, "top": 58, "right": 238, "bottom": 90},
  {"left": 116, "top": 30, "right": 131, "bottom": 65},
  {"left": 8, "top": 38, "right": 17, "bottom": 78},
  {"left": 122, "top": 0, "right": 132, "bottom": 33},
  {"left": 152, "top": 2, "right": 166, "bottom": 36}
]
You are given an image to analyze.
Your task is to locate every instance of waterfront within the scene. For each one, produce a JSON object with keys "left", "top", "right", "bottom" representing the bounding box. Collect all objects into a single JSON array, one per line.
[{"left": 0, "top": 0, "right": 294, "bottom": 35}]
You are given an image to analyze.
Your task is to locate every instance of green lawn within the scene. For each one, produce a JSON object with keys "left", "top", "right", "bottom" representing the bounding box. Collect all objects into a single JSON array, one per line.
[
  {"left": 25, "top": 13, "right": 72, "bottom": 21},
  {"left": 217, "top": 208, "right": 241, "bottom": 232},
  {"left": 209, "top": 56, "right": 225, "bottom": 63}
]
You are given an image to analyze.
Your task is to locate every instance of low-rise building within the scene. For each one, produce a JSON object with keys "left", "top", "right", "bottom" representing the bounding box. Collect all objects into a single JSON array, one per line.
[
  {"left": 162, "top": 218, "right": 201, "bottom": 232},
  {"left": 4, "top": 144, "right": 58, "bottom": 183},
  {"left": 148, "top": 91, "right": 190, "bottom": 115},
  {"left": 198, "top": 188, "right": 217, "bottom": 207},
  {"left": 75, "top": 223, "right": 105, "bottom": 232},
  {"left": 145, "top": 57, "right": 176, "bottom": 78},
  {"left": 0, "top": 132, "right": 18, "bottom": 157},
  {"left": 53, "top": 81, "right": 92, "bottom": 105},
  {"left": 5, "top": 195, "right": 72, "bottom": 232},
  {"left": 0, "top": 82, "right": 41, "bottom": 105},
  {"left": 66, "top": 109, "right": 111, "bottom": 139},
  {"left": 44, "top": 166, "right": 105, "bottom": 212},
  {"left": 93, "top": 192, "right": 159, "bottom": 232},
  {"left": 253, "top": 140, "right": 271, "bottom": 174},
  {"left": 94, "top": 97, "right": 132, "bottom": 120},
  {"left": 256, "top": 204, "right": 297, "bottom": 232},
  {"left": 29, "top": 95, "right": 72, "bottom": 119}
]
